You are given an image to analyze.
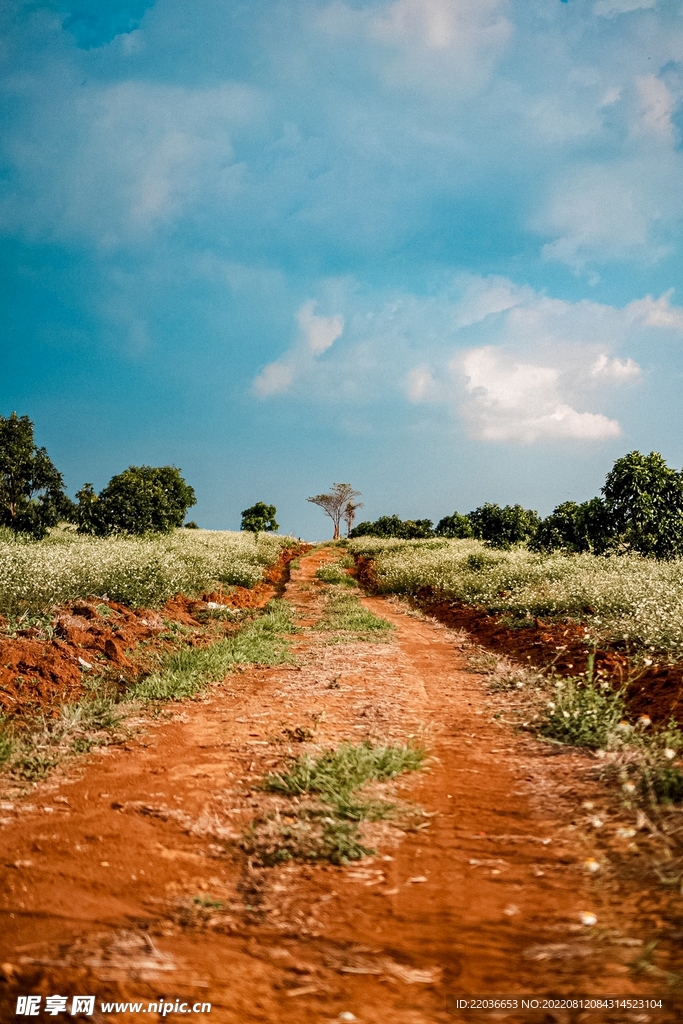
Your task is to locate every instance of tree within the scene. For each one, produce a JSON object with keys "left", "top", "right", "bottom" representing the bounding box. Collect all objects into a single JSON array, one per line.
[
  {"left": 75, "top": 465, "right": 196, "bottom": 536},
  {"left": 0, "top": 412, "right": 69, "bottom": 538},
  {"left": 342, "top": 500, "right": 363, "bottom": 537},
  {"left": 531, "top": 498, "right": 613, "bottom": 555},
  {"left": 601, "top": 451, "right": 683, "bottom": 558},
  {"left": 468, "top": 503, "right": 540, "bottom": 548},
  {"left": 307, "top": 483, "right": 361, "bottom": 539},
  {"left": 241, "top": 502, "right": 279, "bottom": 536},
  {"left": 349, "top": 514, "right": 434, "bottom": 539},
  {"left": 435, "top": 512, "right": 474, "bottom": 539}
]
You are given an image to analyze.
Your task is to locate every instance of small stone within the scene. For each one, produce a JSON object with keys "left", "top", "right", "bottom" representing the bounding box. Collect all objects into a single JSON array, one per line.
[
  {"left": 408, "top": 876, "right": 427, "bottom": 883},
  {"left": 503, "top": 904, "right": 519, "bottom": 916},
  {"left": 579, "top": 911, "right": 597, "bottom": 926},
  {"left": 664, "top": 748, "right": 676, "bottom": 760},
  {"left": 339, "top": 1014, "right": 356, "bottom": 1022},
  {"left": 584, "top": 858, "right": 600, "bottom": 874},
  {"left": 77, "top": 657, "right": 92, "bottom": 670}
]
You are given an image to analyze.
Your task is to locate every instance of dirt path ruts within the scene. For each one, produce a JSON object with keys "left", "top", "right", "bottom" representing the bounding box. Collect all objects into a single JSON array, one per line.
[{"left": 0, "top": 548, "right": 679, "bottom": 1023}]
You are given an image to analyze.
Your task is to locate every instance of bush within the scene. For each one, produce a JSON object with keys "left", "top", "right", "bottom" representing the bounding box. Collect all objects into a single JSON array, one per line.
[
  {"left": 350, "top": 514, "right": 434, "bottom": 539},
  {"left": 468, "top": 503, "right": 540, "bottom": 548},
  {"left": 537, "top": 676, "right": 626, "bottom": 749},
  {"left": 531, "top": 498, "right": 614, "bottom": 555},
  {"left": 75, "top": 466, "right": 196, "bottom": 536},
  {"left": 435, "top": 512, "right": 474, "bottom": 539}
]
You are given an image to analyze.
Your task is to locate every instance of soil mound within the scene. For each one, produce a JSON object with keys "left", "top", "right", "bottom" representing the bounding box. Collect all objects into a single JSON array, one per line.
[{"left": 0, "top": 545, "right": 307, "bottom": 722}]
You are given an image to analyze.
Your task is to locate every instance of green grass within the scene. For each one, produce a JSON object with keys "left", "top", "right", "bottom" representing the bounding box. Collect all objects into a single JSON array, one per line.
[
  {"left": 315, "top": 593, "right": 394, "bottom": 642},
  {"left": 245, "top": 741, "right": 426, "bottom": 865},
  {"left": 537, "top": 676, "right": 627, "bottom": 749},
  {"left": 131, "top": 599, "right": 295, "bottom": 701},
  {"left": 0, "top": 692, "right": 125, "bottom": 780},
  {"left": 315, "top": 561, "right": 356, "bottom": 586},
  {"left": 264, "top": 741, "right": 424, "bottom": 809}
]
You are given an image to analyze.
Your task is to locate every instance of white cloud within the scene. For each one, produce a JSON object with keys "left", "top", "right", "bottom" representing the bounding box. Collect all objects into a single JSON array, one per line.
[
  {"left": 251, "top": 274, "right": 677, "bottom": 444},
  {"left": 0, "top": 78, "right": 259, "bottom": 245},
  {"left": 406, "top": 365, "right": 438, "bottom": 402},
  {"left": 297, "top": 300, "right": 344, "bottom": 354},
  {"left": 593, "top": 0, "right": 657, "bottom": 17},
  {"left": 590, "top": 354, "right": 641, "bottom": 380},
  {"left": 626, "top": 289, "right": 683, "bottom": 330},
  {"left": 252, "top": 361, "right": 296, "bottom": 398},
  {"left": 252, "top": 299, "right": 345, "bottom": 398},
  {"left": 318, "top": 0, "right": 511, "bottom": 95},
  {"left": 535, "top": 156, "right": 682, "bottom": 270},
  {"left": 634, "top": 74, "right": 675, "bottom": 140},
  {"left": 456, "top": 347, "right": 622, "bottom": 443}
]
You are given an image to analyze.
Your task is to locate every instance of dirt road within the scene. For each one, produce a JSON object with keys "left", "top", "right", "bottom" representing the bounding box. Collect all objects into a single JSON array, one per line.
[{"left": 0, "top": 548, "right": 680, "bottom": 1023}]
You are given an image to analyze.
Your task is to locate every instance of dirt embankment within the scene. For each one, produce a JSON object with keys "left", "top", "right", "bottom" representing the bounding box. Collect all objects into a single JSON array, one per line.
[
  {"left": 353, "top": 556, "right": 683, "bottom": 727},
  {"left": 0, "top": 545, "right": 307, "bottom": 722}
]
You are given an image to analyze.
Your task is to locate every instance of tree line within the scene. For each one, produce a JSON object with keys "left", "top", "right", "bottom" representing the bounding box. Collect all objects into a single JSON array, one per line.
[{"left": 349, "top": 451, "right": 683, "bottom": 560}]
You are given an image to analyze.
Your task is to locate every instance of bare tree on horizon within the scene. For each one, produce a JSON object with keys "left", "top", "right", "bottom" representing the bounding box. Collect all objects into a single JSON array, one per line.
[{"left": 307, "top": 483, "right": 361, "bottom": 540}]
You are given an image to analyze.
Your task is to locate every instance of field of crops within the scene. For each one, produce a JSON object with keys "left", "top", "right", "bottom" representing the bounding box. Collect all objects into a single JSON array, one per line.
[
  {"left": 349, "top": 536, "right": 683, "bottom": 661},
  {"left": 0, "top": 527, "right": 290, "bottom": 616}
]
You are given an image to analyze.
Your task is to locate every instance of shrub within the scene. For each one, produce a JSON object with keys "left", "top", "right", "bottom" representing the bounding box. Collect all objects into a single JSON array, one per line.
[
  {"left": 75, "top": 466, "right": 196, "bottom": 536},
  {"left": 537, "top": 675, "right": 626, "bottom": 749},
  {"left": 468, "top": 503, "right": 540, "bottom": 548},
  {"left": 350, "top": 514, "right": 434, "bottom": 539},
  {"left": 435, "top": 512, "right": 474, "bottom": 539}
]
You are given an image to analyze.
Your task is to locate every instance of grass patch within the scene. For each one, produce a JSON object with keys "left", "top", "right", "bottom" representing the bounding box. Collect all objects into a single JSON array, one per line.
[
  {"left": 243, "top": 741, "right": 425, "bottom": 865},
  {"left": 315, "top": 593, "right": 394, "bottom": 642},
  {"left": 0, "top": 692, "right": 126, "bottom": 781},
  {"left": 532, "top": 660, "right": 683, "bottom": 807},
  {"left": 131, "top": 599, "right": 295, "bottom": 701},
  {"left": 315, "top": 561, "right": 356, "bottom": 586},
  {"left": 537, "top": 677, "right": 627, "bottom": 749}
]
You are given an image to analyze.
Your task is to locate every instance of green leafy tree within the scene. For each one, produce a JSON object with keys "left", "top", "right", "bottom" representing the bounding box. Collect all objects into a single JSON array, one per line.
[
  {"left": 601, "top": 451, "right": 683, "bottom": 558},
  {"left": 468, "top": 503, "right": 540, "bottom": 548},
  {"left": 241, "top": 502, "right": 279, "bottom": 536},
  {"left": 349, "top": 514, "right": 434, "bottom": 539},
  {"left": 0, "top": 412, "right": 69, "bottom": 538},
  {"left": 435, "top": 511, "right": 474, "bottom": 539},
  {"left": 76, "top": 465, "right": 196, "bottom": 536},
  {"left": 307, "top": 483, "right": 361, "bottom": 539},
  {"left": 531, "top": 498, "right": 613, "bottom": 555}
]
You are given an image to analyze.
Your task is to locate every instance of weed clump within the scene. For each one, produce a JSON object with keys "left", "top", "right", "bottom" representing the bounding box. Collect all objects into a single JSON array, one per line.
[
  {"left": 538, "top": 677, "right": 626, "bottom": 749},
  {"left": 315, "top": 593, "right": 394, "bottom": 642},
  {"left": 315, "top": 561, "right": 356, "bottom": 586},
  {"left": 244, "top": 741, "right": 425, "bottom": 865},
  {"left": 131, "top": 599, "right": 295, "bottom": 701}
]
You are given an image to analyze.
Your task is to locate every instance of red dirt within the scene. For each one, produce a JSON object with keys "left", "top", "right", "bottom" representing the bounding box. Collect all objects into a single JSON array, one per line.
[
  {"left": 422, "top": 600, "right": 683, "bottom": 728},
  {"left": 0, "top": 547, "right": 681, "bottom": 1023},
  {"left": 0, "top": 545, "right": 306, "bottom": 722},
  {"left": 354, "top": 557, "right": 683, "bottom": 726}
]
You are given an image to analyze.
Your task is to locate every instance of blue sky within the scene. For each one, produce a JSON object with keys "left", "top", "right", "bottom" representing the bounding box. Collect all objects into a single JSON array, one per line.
[{"left": 2, "top": 0, "right": 683, "bottom": 537}]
